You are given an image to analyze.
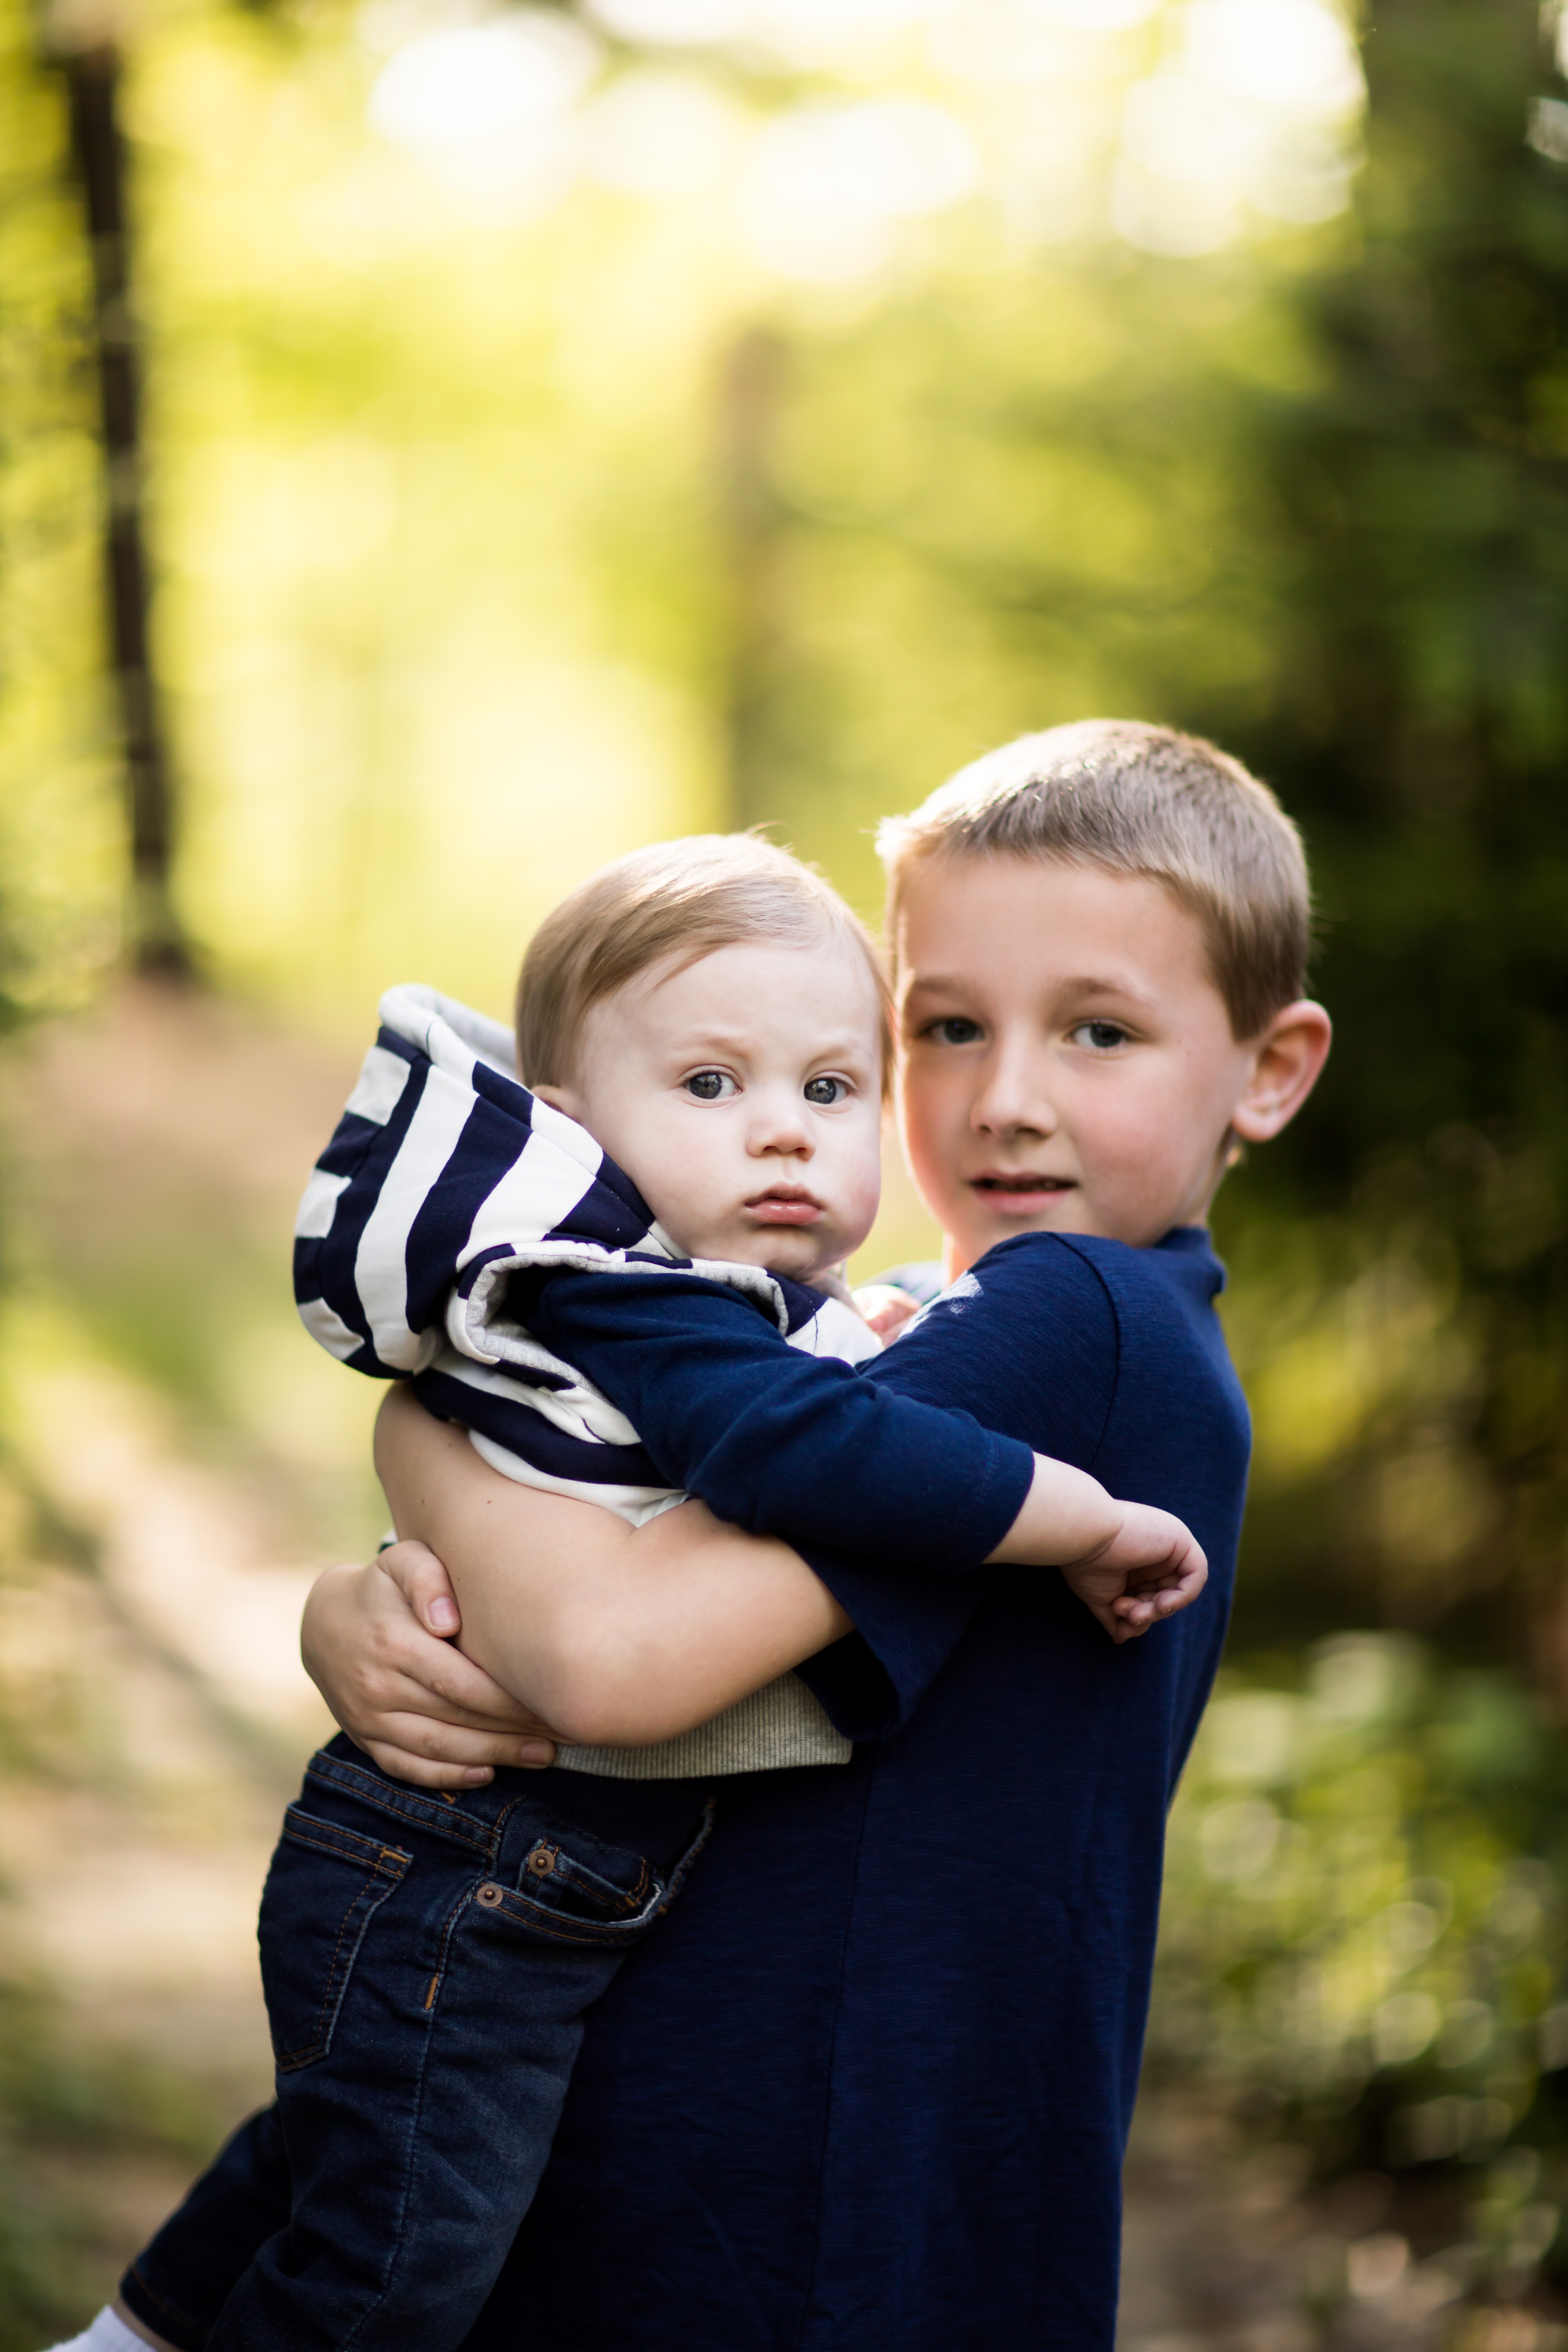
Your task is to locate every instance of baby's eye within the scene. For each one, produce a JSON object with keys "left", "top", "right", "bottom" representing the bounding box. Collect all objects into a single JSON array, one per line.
[
  {"left": 803, "top": 1075, "right": 850, "bottom": 1107},
  {"left": 684, "top": 1070, "right": 737, "bottom": 1100},
  {"left": 923, "top": 1017, "right": 984, "bottom": 1047},
  {"left": 1072, "top": 1020, "right": 1130, "bottom": 1052}
]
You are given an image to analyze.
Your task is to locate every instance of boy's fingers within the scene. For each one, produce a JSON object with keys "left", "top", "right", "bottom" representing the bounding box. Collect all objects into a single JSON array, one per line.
[
  {"left": 378, "top": 1539, "right": 463, "bottom": 1636},
  {"left": 380, "top": 1683, "right": 530, "bottom": 1738},
  {"left": 358, "top": 1715, "right": 556, "bottom": 1778},
  {"left": 359, "top": 1739, "right": 497, "bottom": 1790},
  {"left": 380, "top": 1701, "right": 558, "bottom": 1763}
]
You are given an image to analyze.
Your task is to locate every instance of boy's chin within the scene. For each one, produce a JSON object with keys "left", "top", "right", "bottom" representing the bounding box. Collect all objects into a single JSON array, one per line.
[{"left": 961, "top": 1194, "right": 1088, "bottom": 1251}]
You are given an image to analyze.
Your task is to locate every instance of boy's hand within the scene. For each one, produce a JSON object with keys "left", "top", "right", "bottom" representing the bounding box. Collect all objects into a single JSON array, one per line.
[
  {"left": 301, "top": 1545, "right": 562, "bottom": 1788},
  {"left": 853, "top": 1283, "right": 923, "bottom": 1343},
  {"left": 1060, "top": 1504, "right": 1207, "bottom": 1645}
]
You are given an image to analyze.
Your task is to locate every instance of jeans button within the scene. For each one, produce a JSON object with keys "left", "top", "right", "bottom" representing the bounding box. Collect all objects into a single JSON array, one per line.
[
  {"left": 526, "top": 1845, "right": 557, "bottom": 1877},
  {"left": 476, "top": 1883, "right": 504, "bottom": 1907}
]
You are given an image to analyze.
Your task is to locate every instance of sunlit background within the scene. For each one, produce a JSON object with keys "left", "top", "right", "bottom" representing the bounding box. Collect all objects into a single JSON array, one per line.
[{"left": 2, "top": 0, "right": 1567, "bottom": 2340}]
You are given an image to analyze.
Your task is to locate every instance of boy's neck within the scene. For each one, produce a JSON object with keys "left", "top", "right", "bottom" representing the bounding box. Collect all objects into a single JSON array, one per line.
[{"left": 942, "top": 1217, "right": 1211, "bottom": 1284}]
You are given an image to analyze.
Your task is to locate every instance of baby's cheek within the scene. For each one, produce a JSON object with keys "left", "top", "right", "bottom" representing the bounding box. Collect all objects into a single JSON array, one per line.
[{"left": 847, "top": 1138, "right": 886, "bottom": 1232}]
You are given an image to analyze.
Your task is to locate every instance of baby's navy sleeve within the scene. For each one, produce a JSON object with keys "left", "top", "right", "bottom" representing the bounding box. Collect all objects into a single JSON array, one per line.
[
  {"left": 791, "top": 1236, "right": 1122, "bottom": 1740},
  {"left": 522, "top": 1267, "right": 1035, "bottom": 1573}
]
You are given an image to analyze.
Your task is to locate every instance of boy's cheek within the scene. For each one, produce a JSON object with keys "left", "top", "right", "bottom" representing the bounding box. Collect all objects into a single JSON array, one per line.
[
  {"left": 904, "top": 1125, "right": 968, "bottom": 1220},
  {"left": 896, "top": 1073, "right": 955, "bottom": 1170}
]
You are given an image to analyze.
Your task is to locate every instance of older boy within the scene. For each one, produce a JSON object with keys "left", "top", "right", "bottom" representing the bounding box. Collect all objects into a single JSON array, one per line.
[{"left": 114, "top": 722, "right": 1330, "bottom": 2351}]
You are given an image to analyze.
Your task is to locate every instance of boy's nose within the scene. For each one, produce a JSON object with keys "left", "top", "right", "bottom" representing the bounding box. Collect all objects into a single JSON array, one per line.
[{"left": 970, "top": 1051, "right": 1057, "bottom": 1142}]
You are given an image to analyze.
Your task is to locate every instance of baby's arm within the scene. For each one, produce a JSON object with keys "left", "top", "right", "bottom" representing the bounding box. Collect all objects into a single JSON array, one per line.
[
  {"left": 517, "top": 1267, "right": 1205, "bottom": 1632},
  {"left": 994, "top": 1459, "right": 1206, "bottom": 1636}
]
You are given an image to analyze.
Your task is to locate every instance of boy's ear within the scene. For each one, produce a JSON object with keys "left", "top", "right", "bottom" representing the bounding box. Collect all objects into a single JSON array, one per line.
[{"left": 1229, "top": 1000, "right": 1332, "bottom": 1145}]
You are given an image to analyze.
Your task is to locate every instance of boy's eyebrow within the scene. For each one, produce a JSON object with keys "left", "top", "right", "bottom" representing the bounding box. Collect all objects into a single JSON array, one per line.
[{"left": 903, "top": 970, "right": 1160, "bottom": 1006}]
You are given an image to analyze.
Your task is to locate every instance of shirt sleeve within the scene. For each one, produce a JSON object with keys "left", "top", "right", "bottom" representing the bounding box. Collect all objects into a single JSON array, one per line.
[
  {"left": 791, "top": 1236, "right": 1122, "bottom": 1740},
  {"left": 520, "top": 1266, "right": 1036, "bottom": 1574}
]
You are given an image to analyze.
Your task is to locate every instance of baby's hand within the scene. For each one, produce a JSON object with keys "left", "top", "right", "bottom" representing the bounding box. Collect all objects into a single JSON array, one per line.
[
  {"left": 853, "top": 1283, "right": 923, "bottom": 1343},
  {"left": 1060, "top": 1503, "right": 1207, "bottom": 1645}
]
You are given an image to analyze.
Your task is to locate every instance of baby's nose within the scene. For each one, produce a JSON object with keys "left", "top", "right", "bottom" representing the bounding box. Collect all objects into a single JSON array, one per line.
[{"left": 750, "top": 1113, "right": 813, "bottom": 1155}]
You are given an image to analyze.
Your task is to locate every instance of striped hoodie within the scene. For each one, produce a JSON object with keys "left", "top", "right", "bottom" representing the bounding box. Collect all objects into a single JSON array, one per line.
[{"left": 293, "top": 984, "right": 878, "bottom": 1776}]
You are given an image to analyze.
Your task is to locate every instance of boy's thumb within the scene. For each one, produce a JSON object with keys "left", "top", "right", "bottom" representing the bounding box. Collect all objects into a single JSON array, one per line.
[{"left": 379, "top": 1538, "right": 463, "bottom": 1638}]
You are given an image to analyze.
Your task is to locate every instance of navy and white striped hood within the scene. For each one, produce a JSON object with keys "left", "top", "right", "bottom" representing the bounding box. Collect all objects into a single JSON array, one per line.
[{"left": 293, "top": 984, "right": 875, "bottom": 1384}]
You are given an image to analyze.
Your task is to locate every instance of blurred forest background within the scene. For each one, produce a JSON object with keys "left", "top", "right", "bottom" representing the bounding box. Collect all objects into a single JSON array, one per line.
[{"left": 1, "top": 0, "right": 1566, "bottom": 2341}]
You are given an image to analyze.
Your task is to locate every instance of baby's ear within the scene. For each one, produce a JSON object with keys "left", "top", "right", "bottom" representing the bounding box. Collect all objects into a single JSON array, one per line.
[
  {"left": 1230, "top": 1000, "right": 1332, "bottom": 1143},
  {"left": 531, "top": 1081, "right": 582, "bottom": 1120}
]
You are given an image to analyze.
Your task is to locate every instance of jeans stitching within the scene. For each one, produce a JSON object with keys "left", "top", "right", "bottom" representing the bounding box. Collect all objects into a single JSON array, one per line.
[
  {"left": 280, "top": 1820, "right": 412, "bottom": 1874},
  {"left": 271, "top": 1824, "right": 410, "bottom": 2070},
  {"left": 307, "top": 1754, "right": 497, "bottom": 1856},
  {"left": 335, "top": 1866, "right": 546, "bottom": 2347}
]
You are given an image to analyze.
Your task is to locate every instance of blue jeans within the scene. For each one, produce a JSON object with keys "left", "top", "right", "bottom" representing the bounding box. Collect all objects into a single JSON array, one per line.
[{"left": 122, "top": 1738, "right": 711, "bottom": 2351}]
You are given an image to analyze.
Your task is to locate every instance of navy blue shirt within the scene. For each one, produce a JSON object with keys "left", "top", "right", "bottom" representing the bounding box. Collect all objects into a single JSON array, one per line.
[
  {"left": 516, "top": 1264, "right": 1035, "bottom": 1571},
  {"left": 463, "top": 1229, "right": 1249, "bottom": 2352}
]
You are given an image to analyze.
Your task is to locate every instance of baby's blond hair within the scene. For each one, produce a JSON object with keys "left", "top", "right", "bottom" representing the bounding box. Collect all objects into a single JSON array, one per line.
[
  {"left": 878, "top": 720, "right": 1311, "bottom": 1041},
  {"left": 516, "top": 834, "right": 891, "bottom": 1089}
]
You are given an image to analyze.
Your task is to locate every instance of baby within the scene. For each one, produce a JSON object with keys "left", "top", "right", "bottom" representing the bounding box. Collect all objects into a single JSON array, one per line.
[{"left": 103, "top": 833, "right": 1204, "bottom": 2352}]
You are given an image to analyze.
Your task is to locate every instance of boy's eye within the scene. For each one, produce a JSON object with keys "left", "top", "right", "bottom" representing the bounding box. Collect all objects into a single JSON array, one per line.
[
  {"left": 684, "top": 1070, "right": 737, "bottom": 1100},
  {"left": 1072, "top": 1020, "right": 1130, "bottom": 1052},
  {"left": 803, "top": 1075, "right": 850, "bottom": 1107},
  {"left": 923, "top": 1017, "right": 984, "bottom": 1047}
]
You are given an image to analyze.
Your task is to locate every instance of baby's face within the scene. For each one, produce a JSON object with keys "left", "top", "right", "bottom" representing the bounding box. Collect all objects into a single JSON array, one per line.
[{"left": 537, "top": 937, "right": 885, "bottom": 1283}]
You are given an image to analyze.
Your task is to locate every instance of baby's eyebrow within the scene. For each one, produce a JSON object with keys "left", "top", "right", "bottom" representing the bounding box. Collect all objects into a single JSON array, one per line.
[
  {"left": 666, "top": 1028, "right": 875, "bottom": 1060},
  {"left": 667, "top": 1028, "right": 754, "bottom": 1053}
]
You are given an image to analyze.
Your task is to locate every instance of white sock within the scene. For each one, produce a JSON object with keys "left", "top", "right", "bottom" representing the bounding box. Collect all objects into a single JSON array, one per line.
[{"left": 40, "top": 2309, "right": 153, "bottom": 2352}]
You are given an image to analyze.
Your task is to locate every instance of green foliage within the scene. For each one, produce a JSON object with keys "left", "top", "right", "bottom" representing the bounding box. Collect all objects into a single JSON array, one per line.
[
  {"left": 1154, "top": 1637, "right": 1568, "bottom": 2297},
  {"left": 669, "top": 0, "right": 1567, "bottom": 1666},
  {"left": 1206, "top": 0, "right": 1568, "bottom": 1657}
]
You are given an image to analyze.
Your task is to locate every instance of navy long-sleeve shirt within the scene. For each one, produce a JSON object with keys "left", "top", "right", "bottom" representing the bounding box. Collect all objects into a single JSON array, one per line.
[
  {"left": 511, "top": 1264, "right": 1035, "bottom": 1572},
  {"left": 458, "top": 1225, "right": 1250, "bottom": 2351}
]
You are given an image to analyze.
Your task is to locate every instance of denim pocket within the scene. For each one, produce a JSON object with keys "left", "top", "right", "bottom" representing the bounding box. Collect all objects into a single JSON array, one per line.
[
  {"left": 463, "top": 1803, "right": 714, "bottom": 1950},
  {"left": 515, "top": 1835, "right": 655, "bottom": 1925},
  {"left": 258, "top": 1804, "right": 412, "bottom": 2072}
]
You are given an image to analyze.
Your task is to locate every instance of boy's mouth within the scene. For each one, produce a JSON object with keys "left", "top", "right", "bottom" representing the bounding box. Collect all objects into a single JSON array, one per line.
[
  {"left": 745, "top": 1185, "right": 824, "bottom": 1228},
  {"left": 970, "top": 1172, "right": 1074, "bottom": 1213}
]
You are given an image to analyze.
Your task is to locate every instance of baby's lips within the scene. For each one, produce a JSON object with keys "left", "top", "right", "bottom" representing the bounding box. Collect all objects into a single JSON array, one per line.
[{"left": 746, "top": 1194, "right": 823, "bottom": 1226}]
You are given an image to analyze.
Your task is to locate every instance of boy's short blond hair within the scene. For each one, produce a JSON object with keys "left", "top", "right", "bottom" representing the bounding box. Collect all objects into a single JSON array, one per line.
[
  {"left": 878, "top": 720, "right": 1311, "bottom": 1042},
  {"left": 516, "top": 833, "right": 891, "bottom": 1089}
]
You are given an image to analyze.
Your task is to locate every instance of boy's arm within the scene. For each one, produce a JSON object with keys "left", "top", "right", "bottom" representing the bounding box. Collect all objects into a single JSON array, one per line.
[{"left": 374, "top": 1384, "right": 853, "bottom": 1747}]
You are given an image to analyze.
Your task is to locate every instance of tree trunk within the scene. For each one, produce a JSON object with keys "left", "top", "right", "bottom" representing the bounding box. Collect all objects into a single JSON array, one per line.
[
  {"left": 717, "top": 327, "right": 788, "bottom": 835},
  {"left": 63, "top": 43, "right": 191, "bottom": 978}
]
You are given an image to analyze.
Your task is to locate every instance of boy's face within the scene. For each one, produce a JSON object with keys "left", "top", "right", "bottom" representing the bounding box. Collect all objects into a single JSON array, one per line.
[
  {"left": 895, "top": 854, "right": 1329, "bottom": 1278},
  {"left": 537, "top": 936, "right": 884, "bottom": 1283}
]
